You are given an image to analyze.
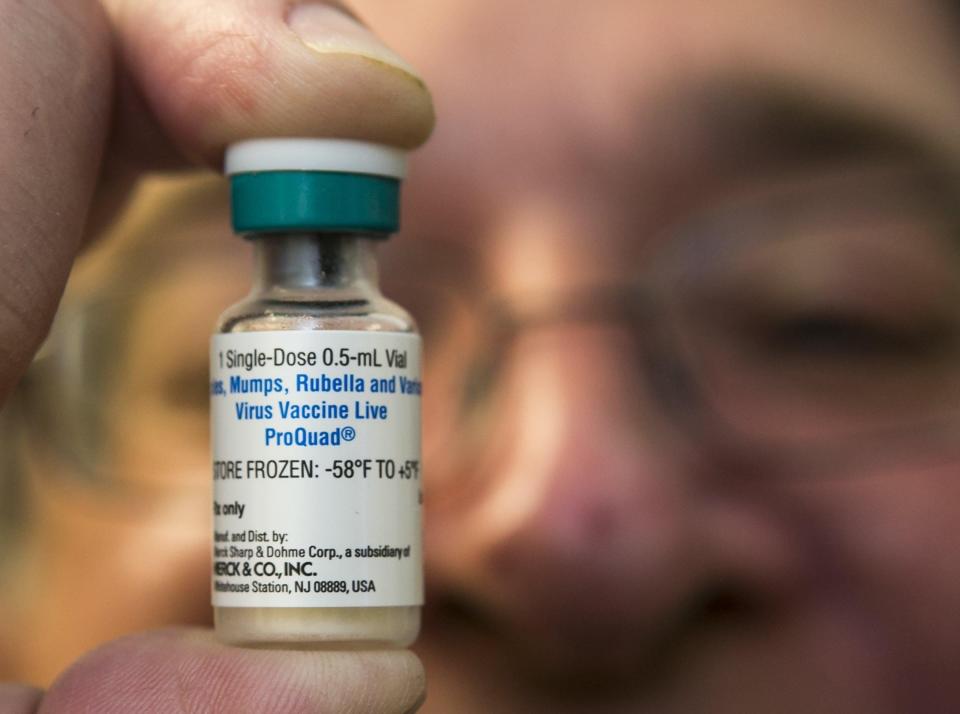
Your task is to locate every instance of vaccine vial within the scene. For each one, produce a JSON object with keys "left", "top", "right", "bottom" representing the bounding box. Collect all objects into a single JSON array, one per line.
[{"left": 210, "top": 139, "right": 423, "bottom": 647}]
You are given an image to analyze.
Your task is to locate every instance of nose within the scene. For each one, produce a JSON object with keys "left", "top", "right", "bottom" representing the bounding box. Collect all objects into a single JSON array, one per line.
[{"left": 425, "top": 320, "right": 710, "bottom": 665}]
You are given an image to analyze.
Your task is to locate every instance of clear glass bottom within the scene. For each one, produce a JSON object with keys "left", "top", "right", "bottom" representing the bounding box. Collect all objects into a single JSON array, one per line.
[{"left": 215, "top": 606, "right": 421, "bottom": 648}]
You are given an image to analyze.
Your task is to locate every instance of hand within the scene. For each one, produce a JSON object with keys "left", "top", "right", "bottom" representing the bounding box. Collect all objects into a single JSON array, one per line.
[
  {"left": 0, "top": 628, "right": 425, "bottom": 713},
  {"left": 0, "top": 0, "right": 434, "bottom": 403},
  {"left": 0, "top": 0, "right": 433, "bottom": 709}
]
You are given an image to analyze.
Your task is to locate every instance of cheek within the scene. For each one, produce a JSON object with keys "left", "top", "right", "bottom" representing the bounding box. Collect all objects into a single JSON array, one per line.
[{"left": 791, "top": 465, "right": 960, "bottom": 659}]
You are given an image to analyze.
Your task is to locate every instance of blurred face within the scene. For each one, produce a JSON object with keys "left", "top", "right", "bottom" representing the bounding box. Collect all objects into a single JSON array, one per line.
[
  {"left": 9, "top": 0, "right": 960, "bottom": 712},
  {"left": 378, "top": 0, "right": 960, "bottom": 711}
]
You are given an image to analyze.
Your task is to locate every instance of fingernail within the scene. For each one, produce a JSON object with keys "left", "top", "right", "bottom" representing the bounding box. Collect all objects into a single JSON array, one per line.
[{"left": 287, "top": 3, "right": 423, "bottom": 81}]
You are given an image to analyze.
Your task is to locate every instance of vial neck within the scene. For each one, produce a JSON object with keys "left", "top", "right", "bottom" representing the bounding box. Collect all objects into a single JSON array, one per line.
[{"left": 250, "top": 234, "right": 380, "bottom": 295}]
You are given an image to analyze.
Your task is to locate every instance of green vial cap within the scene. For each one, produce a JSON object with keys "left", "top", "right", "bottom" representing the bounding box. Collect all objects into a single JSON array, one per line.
[{"left": 224, "top": 139, "right": 407, "bottom": 235}]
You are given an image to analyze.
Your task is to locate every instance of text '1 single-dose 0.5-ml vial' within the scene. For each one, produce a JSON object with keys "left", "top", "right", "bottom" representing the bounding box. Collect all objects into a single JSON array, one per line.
[{"left": 210, "top": 138, "right": 423, "bottom": 647}]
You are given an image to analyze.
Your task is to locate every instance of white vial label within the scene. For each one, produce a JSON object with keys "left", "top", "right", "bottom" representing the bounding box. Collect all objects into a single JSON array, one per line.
[{"left": 210, "top": 331, "right": 422, "bottom": 607}]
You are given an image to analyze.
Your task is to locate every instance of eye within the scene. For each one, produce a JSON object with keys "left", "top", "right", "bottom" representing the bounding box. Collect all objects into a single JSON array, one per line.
[
  {"left": 648, "top": 168, "right": 960, "bottom": 445},
  {"left": 670, "top": 203, "right": 960, "bottom": 371},
  {"left": 750, "top": 310, "right": 955, "bottom": 363}
]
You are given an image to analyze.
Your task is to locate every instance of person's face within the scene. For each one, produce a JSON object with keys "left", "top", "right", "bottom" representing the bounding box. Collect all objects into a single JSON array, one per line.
[
  {"left": 11, "top": 0, "right": 960, "bottom": 712},
  {"left": 368, "top": 0, "right": 960, "bottom": 711}
]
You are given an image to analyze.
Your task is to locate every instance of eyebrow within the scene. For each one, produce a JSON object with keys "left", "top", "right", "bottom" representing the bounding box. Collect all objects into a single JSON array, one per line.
[{"left": 678, "top": 78, "right": 947, "bottom": 175}]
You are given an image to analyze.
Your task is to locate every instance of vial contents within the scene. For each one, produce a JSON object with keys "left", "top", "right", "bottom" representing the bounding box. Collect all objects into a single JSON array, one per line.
[{"left": 211, "top": 140, "right": 423, "bottom": 647}]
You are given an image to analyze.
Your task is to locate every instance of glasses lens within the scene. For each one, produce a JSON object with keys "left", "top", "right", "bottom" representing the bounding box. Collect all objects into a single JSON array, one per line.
[{"left": 656, "top": 169, "right": 960, "bottom": 450}]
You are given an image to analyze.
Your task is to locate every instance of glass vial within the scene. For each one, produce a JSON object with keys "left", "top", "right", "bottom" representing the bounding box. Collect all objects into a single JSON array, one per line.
[{"left": 210, "top": 139, "right": 422, "bottom": 647}]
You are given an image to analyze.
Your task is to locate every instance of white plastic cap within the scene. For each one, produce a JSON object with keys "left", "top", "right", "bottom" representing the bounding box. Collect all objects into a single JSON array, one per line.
[{"left": 224, "top": 138, "right": 407, "bottom": 179}]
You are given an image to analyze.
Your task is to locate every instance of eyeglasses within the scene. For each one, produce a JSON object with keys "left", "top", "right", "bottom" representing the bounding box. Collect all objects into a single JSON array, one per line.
[
  {"left": 391, "top": 164, "right": 960, "bottom": 480},
  {"left": 15, "top": 163, "right": 960, "bottom": 489}
]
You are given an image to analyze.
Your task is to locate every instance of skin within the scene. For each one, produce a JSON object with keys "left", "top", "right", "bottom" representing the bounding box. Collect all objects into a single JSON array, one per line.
[{"left": 3, "top": 0, "right": 960, "bottom": 712}]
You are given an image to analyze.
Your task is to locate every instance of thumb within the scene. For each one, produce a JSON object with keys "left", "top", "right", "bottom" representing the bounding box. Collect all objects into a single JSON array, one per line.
[
  {"left": 38, "top": 628, "right": 426, "bottom": 714},
  {"left": 103, "top": 0, "right": 435, "bottom": 166}
]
